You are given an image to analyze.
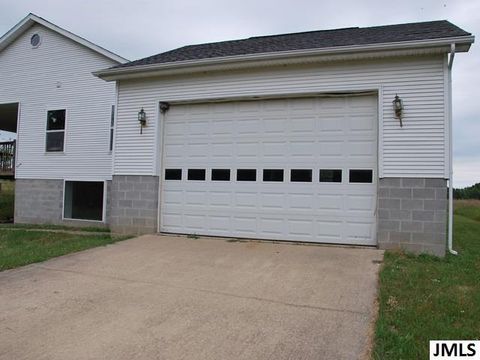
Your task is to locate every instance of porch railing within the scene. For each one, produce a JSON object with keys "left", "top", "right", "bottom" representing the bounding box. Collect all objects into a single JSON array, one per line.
[{"left": 0, "top": 140, "right": 15, "bottom": 176}]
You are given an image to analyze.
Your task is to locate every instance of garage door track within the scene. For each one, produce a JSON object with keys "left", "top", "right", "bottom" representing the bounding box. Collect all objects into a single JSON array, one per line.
[{"left": 0, "top": 235, "right": 383, "bottom": 360}]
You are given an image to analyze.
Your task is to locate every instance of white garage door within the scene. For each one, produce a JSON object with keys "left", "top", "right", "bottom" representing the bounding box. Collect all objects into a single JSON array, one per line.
[{"left": 160, "top": 95, "right": 377, "bottom": 245}]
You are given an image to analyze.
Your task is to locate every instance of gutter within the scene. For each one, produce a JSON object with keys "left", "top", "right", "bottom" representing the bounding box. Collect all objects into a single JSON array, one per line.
[
  {"left": 447, "top": 43, "right": 457, "bottom": 256},
  {"left": 94, "top": 35, "right": 474, "bottom": 80}
]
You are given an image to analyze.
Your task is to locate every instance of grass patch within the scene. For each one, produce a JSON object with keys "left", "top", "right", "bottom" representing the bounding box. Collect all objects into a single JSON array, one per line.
[
  {"left": 373, "top": 201, "right": 480, "bottom": 359},
  {"left": 0, "top": 180, "right": 14, "bottom": 223},
  {"left": 0, "top": 229, "right": 128, "bottom": 271},
  {"left": 0, "top": 223, "right": 110, "bottom": 233}
]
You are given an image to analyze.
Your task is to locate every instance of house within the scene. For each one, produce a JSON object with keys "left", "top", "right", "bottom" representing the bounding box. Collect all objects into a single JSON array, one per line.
[
  {"left": 95, "top": 20, "right": 474, "bottom": 256},
  {"left": 2, "top": 16, "right": 473, "bottom": 257},
  {"left": 0, "top": 14, "right": 127, "bottom": 225}
]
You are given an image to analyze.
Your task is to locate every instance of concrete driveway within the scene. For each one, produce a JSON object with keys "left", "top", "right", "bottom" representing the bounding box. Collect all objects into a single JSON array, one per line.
[{"left": 0, "top": 235, "right": 383, "bottom": 360}]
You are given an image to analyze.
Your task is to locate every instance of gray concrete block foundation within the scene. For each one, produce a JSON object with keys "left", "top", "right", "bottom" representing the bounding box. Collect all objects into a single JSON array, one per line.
[
  {"left": 14, "top": 179, "right": 110, "bottom": 228},
  {"left": 110, "top": 175, "right": 159, "bottom": 235},
  {"left": 377, "top": 177, "right": 447, "bottom": 257}
]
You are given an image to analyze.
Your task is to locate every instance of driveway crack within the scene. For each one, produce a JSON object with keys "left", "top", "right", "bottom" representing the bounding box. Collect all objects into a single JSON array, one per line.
[{"left": 36, "top": 265, "right": 368, "bottom": 316}]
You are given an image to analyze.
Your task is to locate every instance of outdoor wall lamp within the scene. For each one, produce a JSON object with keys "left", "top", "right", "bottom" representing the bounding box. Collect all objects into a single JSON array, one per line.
[
  {"left": 138, "top": 108, "right": 146, "bottom": 134},
  {"left": 392, "top": 94, "right": 404, "bottom": 127}
]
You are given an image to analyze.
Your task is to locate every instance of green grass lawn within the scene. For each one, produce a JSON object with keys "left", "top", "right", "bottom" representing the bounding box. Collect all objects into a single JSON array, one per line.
[
  {"left": 0, "top": 180, "right": 14, "bottom": 223},
  {"left": 373, "top": 201, "right": 480, "bottom": 359},
  {"left": 0, "top": 229, "right": 128, "bottom": 271},
  {"left": 0, "top": 223, "right": 110, "bottom": 232}
]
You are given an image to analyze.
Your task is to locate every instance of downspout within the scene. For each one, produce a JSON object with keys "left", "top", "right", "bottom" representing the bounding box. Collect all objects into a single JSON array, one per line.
[{"left": 447, "top": 43, "right": 457, "bottom": 255}]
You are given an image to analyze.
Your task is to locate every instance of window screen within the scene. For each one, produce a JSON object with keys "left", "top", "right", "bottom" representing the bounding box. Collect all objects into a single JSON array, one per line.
[
  {"left": 263, "top": 169, "right": 284, "bottom": 182},
  {"left": 188, "top": 169, "right": 206, "bottom": 181},
  {"left": 64, "top": 181, "right": 104, "bottom": 221},
  {"left": 212, "top": 169, "right": 230, "bottom": 181},
  {"left": 320, "top": 169, "right": 342, "bottom": 183},
  {"left": 237, "top": 169, "right": 256, "bottom": 181},
  {"left": 290, "top": 169, "right": 312, "bottom": 182},
  {"left": 46, "top": 109, "right": 66, "bottom": 152},
  {"left": 165, "top": 169, "right": 182, "bottom": 180},
  {"left": 349, "top": 169, "right": 373, "bottom": 183}
]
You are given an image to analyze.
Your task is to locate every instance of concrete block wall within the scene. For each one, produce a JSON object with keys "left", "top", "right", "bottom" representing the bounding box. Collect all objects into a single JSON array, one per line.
[
  {"left": 14, "top": 179, "right": 110, "bottom": 227},
  {"left": 110, "top": 175, "right": 159, "bottom": 235},
  {"left": 15, "top": 179, "right": 64, "bottom": 224},
  {"left": 377, "top": 178, "right": 448, "bottom": 256}
]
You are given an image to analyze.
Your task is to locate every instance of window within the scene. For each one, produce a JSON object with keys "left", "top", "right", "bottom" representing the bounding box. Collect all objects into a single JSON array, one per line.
[
  {"left": 64, "top": 181, "right": 104, "bottom": 221},
  {"left": 165, "top": 169, "right": 182, "bottom": 180},
  {"left": 109, "top": 105, "right": 115, "bottom": 151},
  {"left": 188, "top": 169, "right": 206, "bottom": 181},
  {"left": 212, "top": 169, "right": 230, "bottom": 181},
  {"left": 320, "top": 169, "right": 342, "bottom": 183},
  {"left": 263, "top": 169, "right": 284, "bottom": 182},
  {"left": 349, "top": 169, "right": 373, "bottom": 183},
  {"left": 46, "top": 109, "right": 65, "bottom": 152},
  {"left": 290, "top": 169, "right": 312, "bottom": 182},
  {"left": 237, "top": 169, "right": 256, "bottom": 181},
  {"left": 30, "top": 33, "right": 41, "bottom": 47}
]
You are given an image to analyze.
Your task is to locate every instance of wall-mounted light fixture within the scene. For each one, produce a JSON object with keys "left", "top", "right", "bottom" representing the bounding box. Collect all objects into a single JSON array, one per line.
[
  {"left": 159, "top": 102, "right": 170, "bottom": 114},
  {"left": 138, "top": 108, "right": 146, "bottom": 134},
  {"left": 392, "top": 94, "right": 404, "bottom": 127}
]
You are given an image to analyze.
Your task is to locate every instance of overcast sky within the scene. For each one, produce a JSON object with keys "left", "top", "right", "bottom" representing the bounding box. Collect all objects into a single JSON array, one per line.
[{"left": 0, "top": 0, "right": 478, "bottom": 187}]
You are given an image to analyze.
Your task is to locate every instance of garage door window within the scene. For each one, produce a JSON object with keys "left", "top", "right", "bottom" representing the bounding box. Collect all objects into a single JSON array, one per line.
[
  {"left": 165, "top": 169, "right": 182, "bottom": 180},
  {"left": 212, "top": 169, "right": 230, "bottom": 181},
  {"left": 291, "top": 169, "right": 312, "bottom": 182},
  {"left": 263, "top": 169, "right": 284, "bottom": 182},
  {"left": 188, "top": 169, "right": 206, "bottom": 181},
  {"left": 64, "top": 181, "right": 104, "bottom": 221},
  {"left": 320, "top": 169, "right": 342, "bottom": 183},
  {"left": 237, "top": 169, "right": 256, "bottom": 181},
  {"left": 349, "top": 169, "right": 373, "bottom": 183}
]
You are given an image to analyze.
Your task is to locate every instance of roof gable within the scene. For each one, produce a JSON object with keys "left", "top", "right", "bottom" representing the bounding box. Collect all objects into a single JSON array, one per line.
[{"left": 0, "top": 13, "right": 127, "bottom": 63}]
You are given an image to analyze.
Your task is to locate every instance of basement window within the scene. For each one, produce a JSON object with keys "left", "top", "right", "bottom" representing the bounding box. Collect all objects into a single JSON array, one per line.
[
  {"left": 46, "top": 109, "right": 65, "bottom": 152},
  {"left": 64, "top": 181, "right": 104, "bottom": 221}
]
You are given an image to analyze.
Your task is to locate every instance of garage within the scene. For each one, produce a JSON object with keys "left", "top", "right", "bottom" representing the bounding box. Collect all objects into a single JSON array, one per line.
[{"left": 159, "top": 94, "right": 377, "bottom": 245}]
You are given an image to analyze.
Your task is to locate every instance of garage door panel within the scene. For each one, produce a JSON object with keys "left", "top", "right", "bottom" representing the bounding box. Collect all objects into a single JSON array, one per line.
[
  {"left": 161, "top": 95, "right": 377, "bottom": 246},
  {"left": 290, "top": 117, "right": 315, "bottom": 134},
  {"left": 233, "top": 216, "right": 257, "bottom": 234},
  {"left": 259, "top": 217, "right": 285, "bottom": 236}
]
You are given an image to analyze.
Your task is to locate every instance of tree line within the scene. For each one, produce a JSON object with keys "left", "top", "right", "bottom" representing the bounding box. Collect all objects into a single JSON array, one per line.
[{"left": 454, "top": 183, "right": 480, "bottom": 199}]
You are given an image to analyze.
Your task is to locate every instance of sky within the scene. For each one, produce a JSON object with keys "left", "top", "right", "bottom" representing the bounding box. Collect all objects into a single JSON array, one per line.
[{"left": 0, "top": 0, "right": 478, "bottom": 187}]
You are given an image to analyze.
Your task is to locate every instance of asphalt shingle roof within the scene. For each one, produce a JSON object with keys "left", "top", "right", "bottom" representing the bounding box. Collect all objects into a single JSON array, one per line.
[{"left": 114, "top": 20, "right": 471, "bottom": 69}]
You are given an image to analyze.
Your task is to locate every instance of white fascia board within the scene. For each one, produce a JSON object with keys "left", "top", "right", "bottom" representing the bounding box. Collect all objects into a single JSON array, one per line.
[
  {"left": 0, "top": 13, "right": 128, "bottom": 64},
  {"left": 95, "top": 35, "right": 475, "bottom": 80}
]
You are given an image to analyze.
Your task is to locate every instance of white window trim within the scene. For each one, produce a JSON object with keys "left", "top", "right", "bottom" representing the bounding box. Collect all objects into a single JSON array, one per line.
[
  {"left": 45, "top": 108, "right": 67, "bottom": 153},
  {"left": 62, "top": 179, "right": 107, "bottom": 223}
]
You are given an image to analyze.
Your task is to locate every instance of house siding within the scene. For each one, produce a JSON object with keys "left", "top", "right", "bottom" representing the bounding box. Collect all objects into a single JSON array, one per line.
[
  {"left": 114, "top": 55, "right": 447, "bottom": 178},
  {"left": 0, "top": 23, "right": 118, "bottom": 180}
]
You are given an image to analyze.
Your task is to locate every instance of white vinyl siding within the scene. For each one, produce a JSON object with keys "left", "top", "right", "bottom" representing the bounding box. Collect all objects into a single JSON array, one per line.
[
  {"left": 0, "top": 24, "right": 118, "bottom": 180},
  {"left": 115, "top": 55, "right": 447, "bottom": 178}
]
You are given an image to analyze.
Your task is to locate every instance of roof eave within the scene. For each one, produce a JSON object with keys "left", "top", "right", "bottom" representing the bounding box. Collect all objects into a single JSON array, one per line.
[
  {"left": 0, "top": 13, "right": 128, "bottom": 64},
  {"left": 95, "top": 35, "right": 474, "bottom": 81}
]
